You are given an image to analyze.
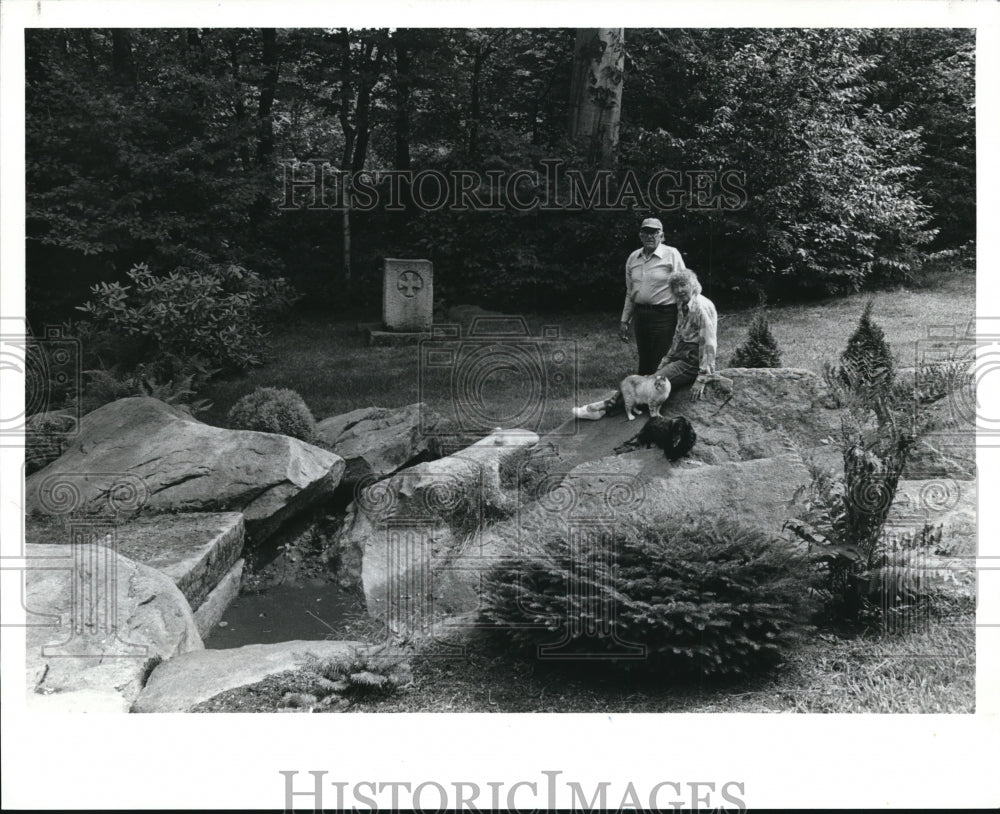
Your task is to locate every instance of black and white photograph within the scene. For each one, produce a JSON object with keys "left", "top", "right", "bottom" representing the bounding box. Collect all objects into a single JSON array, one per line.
[{"left": 2, "top": 0, "right": 998, "bottom": 810}]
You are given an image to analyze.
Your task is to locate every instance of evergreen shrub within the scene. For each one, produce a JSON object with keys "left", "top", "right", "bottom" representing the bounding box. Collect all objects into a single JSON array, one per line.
[
  {"left": 479, "top": 511, "right": 814, "bottom": 677},
  {"left": 227, "top": 386, "right": 316, "bottom": 442},
  {"left": 730, "top": 309, "right": 782, "bottom": 368},
  {"left": 838, "top": 300, "right": 895, "bottom": 395}
]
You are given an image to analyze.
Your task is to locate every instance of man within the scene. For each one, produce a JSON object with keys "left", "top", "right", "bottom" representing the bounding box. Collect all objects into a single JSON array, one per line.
[
  {"left": 655, "top": 268, "right": 718, "bottom": 400},
  {"left": 618, "top": 217, "right": 687, "bottom": 375}
]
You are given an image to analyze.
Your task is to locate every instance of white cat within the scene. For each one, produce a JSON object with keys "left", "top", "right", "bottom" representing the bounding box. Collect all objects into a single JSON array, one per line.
[{"left": 619, "top": 373, "right": 671, "bottom": 420}]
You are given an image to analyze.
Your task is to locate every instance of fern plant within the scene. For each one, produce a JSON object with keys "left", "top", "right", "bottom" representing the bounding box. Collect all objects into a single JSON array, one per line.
[
  {"left": 25, "top": 412, "right": 77, "bottom": 474},
  {"left": 786, "top": 514, "right": 968, "bottom": 630},
  {"left": 76, "top": 362, "right": 215, "bottom": 416},
  {"left": 786, "top": 408, "right": 953, "bottom": 629},
  {"left": 312, "top": 647, "right": 413, "bottom": 701}
]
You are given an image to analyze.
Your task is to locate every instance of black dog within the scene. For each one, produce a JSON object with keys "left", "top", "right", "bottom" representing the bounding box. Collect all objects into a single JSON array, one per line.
[{"left": 615, "top": 415, "right": 697, "bottom": 461}]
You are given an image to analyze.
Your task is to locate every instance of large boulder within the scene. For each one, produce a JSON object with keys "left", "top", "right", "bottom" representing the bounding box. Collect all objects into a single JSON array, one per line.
[
  {"left": 134, "top": 639, "right": 365, "bottom": 712},
  {"left": 314, "top": 403, "right": 442, "bottom": 489},
  {"left": 333, "top": 428, "right": 538, "bottom": 624},
  {"left": 25, "top": 542, "right": 203, "bottom": 711},
  {"left": 561, "top": 449, "right": 810, "bottom": 535},
  {"left": 429, "top": 450, "right": 813, "bottom": 627},
  {"left": 25, "top": 397, "right": 345, "bottom": 543}
]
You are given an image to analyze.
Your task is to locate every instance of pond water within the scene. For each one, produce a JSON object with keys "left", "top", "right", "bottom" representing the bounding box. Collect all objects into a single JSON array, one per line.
[{"left": 204, "top": 580, "right": 368, "bottom": 649}]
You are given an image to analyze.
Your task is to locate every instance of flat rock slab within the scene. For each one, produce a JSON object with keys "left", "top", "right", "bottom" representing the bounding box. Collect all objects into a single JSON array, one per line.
[
  {"left": 134, "top": 639, "right": 365, "bottom": 712},
  {"left": 532, "top": 368, "right": 844, "bottom": 473},
  {"left": 370, "top": 449, "right": 810, "bottom": 636},
  {"left": 413, "top": 452, "right": 810, "bottom": 637},
  {"left": 105, "top": 512, "right": 244, "bottom": 610},
  {"left": 25, "top": 397, "right": 345, "bottom": 544},
  {"left": 25, "top": 543, "right": 203, "bottom": 710}
]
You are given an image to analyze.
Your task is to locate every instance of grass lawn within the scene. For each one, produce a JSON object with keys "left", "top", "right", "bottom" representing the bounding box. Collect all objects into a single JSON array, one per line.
[
  {"left": 195, "top": 611, "right": 975, "bottom": 714},
  {"left": 200, "top": 268, "right": 975, "bottom": 431},
  {"left": 376, "top": 613, "right": 976, "bottom": 714}
]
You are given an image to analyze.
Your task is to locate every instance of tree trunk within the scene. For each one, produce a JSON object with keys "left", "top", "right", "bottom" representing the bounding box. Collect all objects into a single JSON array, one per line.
[
  {"left": 229, "top": 41, "right": 252, "bottom": 170},
  {"left": 568, "top": 28, "right": 624, "bottom": 167},
  {"left": 393, "top": 32, "right": 413, "bottom": 216},
  {"left": 111, "top": 29, "right": 136, "bottom": 87},
  {"left": 393, "top": 34, "right": 412, "bottom": 173},
  {"left": 351, "top": 40, "right": 385, "bottom": 174},
  {"left": 337, "top": 31, "right": 388, "bottom": 300},
  {"left": 256, "top": 29, "right": 278, "bottom": 165},
  {"left": 342, "top": 204, "right": 352, "bottom": 302},
  {"left": 468, "top": 44, "right": 484, "bottom": 160},
  {"left": 338, "top": 33, "right": 356, "bottom": 299}
]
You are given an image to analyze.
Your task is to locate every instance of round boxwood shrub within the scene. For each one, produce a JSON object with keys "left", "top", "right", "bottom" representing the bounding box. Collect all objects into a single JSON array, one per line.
[
  {"left": 479, "top": 511, "right": 814, "bottom": 677},
  {"left": 227, "top": 386, "right": 316, "bottom": 442}
]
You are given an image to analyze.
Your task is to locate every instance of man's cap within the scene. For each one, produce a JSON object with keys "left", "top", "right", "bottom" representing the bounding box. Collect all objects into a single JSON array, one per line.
[{"left": 640, "top": 218, "right": 663, "bottom": 231}]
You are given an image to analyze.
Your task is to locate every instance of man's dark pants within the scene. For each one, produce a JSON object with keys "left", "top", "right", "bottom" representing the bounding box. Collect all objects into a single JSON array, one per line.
[{"left": 633, "top": 303, "right": 678, "bottom": 375}]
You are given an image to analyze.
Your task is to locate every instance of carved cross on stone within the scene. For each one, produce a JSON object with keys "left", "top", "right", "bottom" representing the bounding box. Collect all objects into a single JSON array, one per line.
[{"left": 397, "top": 270, "right": 424, "bottom": 298}]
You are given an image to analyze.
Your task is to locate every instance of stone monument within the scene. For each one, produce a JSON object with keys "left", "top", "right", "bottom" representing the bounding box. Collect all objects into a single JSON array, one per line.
[{"left": 383, "top": 258, "right": 433, "bottom": 332}]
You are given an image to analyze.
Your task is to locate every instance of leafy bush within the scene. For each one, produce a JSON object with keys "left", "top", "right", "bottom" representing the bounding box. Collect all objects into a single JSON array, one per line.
[
  {"left": 730, "top": 309, "right": 782, "bottom": 368},
  {"left": 479, "top": 512, "right": 814, "bottom": 677},
  {"left": 227, "top": 386, "right": 316, "bottom": 442},
  {"left": 76, "top": 262, "right": 299, "bottom": 373},
  {"left": 659, "top": 29, "right": 936, "bottom": 297}
]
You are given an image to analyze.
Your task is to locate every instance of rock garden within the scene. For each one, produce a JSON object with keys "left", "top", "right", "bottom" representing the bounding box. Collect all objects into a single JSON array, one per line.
[{"left": 22, "top": 331, "right": 977, "bottom": 712}]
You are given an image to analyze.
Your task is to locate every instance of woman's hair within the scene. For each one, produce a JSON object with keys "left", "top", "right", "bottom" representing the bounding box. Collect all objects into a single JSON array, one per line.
[{"left": 669, "top": 269, "right": 702, "bottom": 297}]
